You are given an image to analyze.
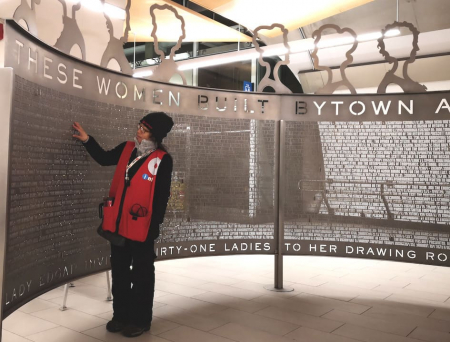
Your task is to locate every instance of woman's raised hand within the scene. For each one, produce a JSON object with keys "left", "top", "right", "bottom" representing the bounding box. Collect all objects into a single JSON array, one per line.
[{"left": 72, "top": 122, "right": 89, "bottom": 142}]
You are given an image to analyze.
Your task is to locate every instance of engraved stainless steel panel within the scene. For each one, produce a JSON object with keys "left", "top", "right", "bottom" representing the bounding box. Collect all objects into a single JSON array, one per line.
[
  {"left": 2, "top": 22, "right": 277, "bottom": 317},
  {"left": 0, "top": 68, "right": 14, "bottom": 331},
  {"left": 284, "top": 120, "right": 450, "bottom": 267}
]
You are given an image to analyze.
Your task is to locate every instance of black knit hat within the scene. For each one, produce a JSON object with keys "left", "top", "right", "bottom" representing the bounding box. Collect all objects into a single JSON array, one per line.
[{"left": 140, "top": 112, "right": 174, "bottom": 143}]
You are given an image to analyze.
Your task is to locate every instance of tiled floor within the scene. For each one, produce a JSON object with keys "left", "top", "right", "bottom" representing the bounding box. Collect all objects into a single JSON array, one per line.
[{"left": 3, "top": 255, "right": 450, "bottom": 342}]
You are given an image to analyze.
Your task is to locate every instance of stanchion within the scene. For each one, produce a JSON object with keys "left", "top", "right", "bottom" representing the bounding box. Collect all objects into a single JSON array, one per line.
[
  {"left": 106, "top": 271, "right": 112, "bottom": 301},
  {"left": 265, "top": 120, "right": 293, "bottom": 292}
]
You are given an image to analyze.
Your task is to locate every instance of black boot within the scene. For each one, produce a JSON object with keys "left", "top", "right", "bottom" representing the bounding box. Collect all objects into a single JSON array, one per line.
[
  {"left": 122, "top": 324, "right": 151, "bottom": 338},
  {"left": 106, "top": 319, "right": 126, "bottom": 333}
]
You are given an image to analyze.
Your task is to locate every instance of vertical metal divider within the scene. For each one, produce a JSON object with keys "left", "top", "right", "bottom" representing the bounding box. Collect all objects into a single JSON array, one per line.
[
  {"left": 265, "top": 120, "right": 293, "bottom": 292},
  {"left": 0, "top": 68, "right": 15, "bottom": 339}
]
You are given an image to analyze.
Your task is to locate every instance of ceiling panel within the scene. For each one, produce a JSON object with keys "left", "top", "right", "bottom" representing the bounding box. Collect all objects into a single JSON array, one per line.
[
  {"left": 189, "top": 0, "right": 373, "bottom": 36},
  {"left": 129, "top": 0, "right": 251, "bottom": 42}
]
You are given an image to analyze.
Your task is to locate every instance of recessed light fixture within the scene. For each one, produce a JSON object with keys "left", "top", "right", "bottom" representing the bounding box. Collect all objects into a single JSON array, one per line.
[{"left": 133, "top": 70, "right": 154, "bottom": 78}]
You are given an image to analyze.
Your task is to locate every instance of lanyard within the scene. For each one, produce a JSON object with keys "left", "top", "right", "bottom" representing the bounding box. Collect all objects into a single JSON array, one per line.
[{"left": 125, "top": 149, "right": 155, "bottom": 185}]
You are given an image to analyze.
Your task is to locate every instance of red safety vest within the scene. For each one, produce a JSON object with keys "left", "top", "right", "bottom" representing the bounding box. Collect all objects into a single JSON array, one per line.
[{"left": 101, "top": 141, "right": 167, "bottom": 242}]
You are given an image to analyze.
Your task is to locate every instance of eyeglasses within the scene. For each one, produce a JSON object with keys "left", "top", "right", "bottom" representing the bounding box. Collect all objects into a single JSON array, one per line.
[{"left": 137, "top": 124, "right": 150, "bottom": 134}]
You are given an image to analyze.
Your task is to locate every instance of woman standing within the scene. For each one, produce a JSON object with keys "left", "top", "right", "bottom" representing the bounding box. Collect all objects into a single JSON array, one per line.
[{"left": 73, "top": 112, "right": 173, "bottom": 338}]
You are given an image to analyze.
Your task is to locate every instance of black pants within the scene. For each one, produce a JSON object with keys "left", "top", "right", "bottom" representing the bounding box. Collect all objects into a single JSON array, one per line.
[{"left": 110, "top": 240, "right": 155, "bottom": 327}]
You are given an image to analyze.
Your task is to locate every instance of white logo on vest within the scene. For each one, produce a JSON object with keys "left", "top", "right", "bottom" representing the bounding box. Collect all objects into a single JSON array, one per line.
[{"left": 148, "top": 157, "right": 161, "bottom": 176}]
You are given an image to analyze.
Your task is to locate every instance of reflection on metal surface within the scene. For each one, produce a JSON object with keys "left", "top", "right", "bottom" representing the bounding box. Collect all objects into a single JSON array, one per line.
[
  {"left": 149, "top": 3, "right": 187, "bottom": 85},
  {"left": 54, "top": 0, "right": 86, "bottom": 61},
  {"left": 312, "top": 24, "right": 358, "bottom": 95},
  {"left": 253, "top": 23, "right": 291, "bottom": 94},
  {"left": 13, "top": 0, "right": 41, "bottom": 36},
  {"left": 100, "top": 0, "right": 132, "bottom": 74},
  {"left": 377, "top": 21, "right": 427, "bottom": 94}
]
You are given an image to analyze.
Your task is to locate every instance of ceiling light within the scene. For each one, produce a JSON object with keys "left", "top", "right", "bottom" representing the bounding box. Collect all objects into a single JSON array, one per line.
[
  {"left": 317, "top": 36, "right": 356, "bottom": 49},
  {"left": 133, "top": 70, "right": 154, "bottom": 78},
  {"left": 262, "top": 47, "right": 289, "bottom": 57},
  {"left": 384, "top": 29, "right": 401, "bottom": 37},
  {"left": 175, "top": 27, "right": 403, "bottom": 71},
  {"left": 178, "top": 51, "right": 259, "bottom": 71},
  {"left": 104, "top": 3, "right": 126, "bottom": 20},
  {"left": 357, "top": 32, "right": 382, "bottom": 42}
]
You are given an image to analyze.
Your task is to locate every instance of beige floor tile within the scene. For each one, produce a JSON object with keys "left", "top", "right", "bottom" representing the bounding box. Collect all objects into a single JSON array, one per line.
[
  {"left": 82, "top": 325, "right": 171, "bottom": 341},
  {"left": 288, "top": 283, "right": 358, "bottom": 301},
  {"left": 94, "top": 311, "right": 113, "bottom": 321},
  {"left": 386, "top": 294, "right": 450, "bottom": 311},
  {"left": 251, "top": 294, "right": 333, "bottom": 316},
  {"left": 255, "top": 306, "right": 343, "bottom": 333},
  {"left": 26, "top": 327, "right": 101, "bottom": 342},
  {"left": 31, "top": 307, "right": 107, "bottom": 332},
  {"left": 159, "top": 326, "right": 235, "bottom": 342},
  {"left": 155, "top": 280, "right": 208, "bottom": 297},
  {"left": 295, "top": 293, "right": 371, "bottom": 315},
  {"left": 3, "top": 311, "right": 58, "bottom": 337},
  {"left": 76, "top": 273, "right": 109, "bottom": 288},
  {"left": 350, "top": 297, "right": 435, "bottom": 317},
  {"left": 156, "top": 273, "right": 210, "bottom": 287},
  {"left": 48, "top": 293, "right": 113, "bottom": 316},
  {"left": 343, "top": 273, "right": 412, "bottom": 288},
  {"left": 428, "top": 309, "right": 450, "bottom": 322},
  {"left": 373, "top": 285, "right": 450, "bottom": 303},
  {"left": 421, "top": 273, "right": 450, "bottom": 283},
  {"left": 212, "top": 307, "right": 299, "bottom": 335},
  {"left": 154, "top": 294, "right": 227, "bottom": 315},
  {"left": 68, "top": 285, "right": 111, "bottom": 301},
  {"left": 334, "top": 324, "right": 424, "bottom": 342},
  {"left": 285, "top": 326, "right": 362, "bottom": 342},
  {"left": 229, "top": 272, "right": 279, "bottom": 285},
  {"left": 196, "top": 282, "right": 262, "bottom": 300},
  {"left": 1, "top": 330, "right": 33, "bottom": 342},
  {"left": 154, "top": 290, "right": 171, "bottom": 298},
  {"left": 193, "top": 291, "right": 268, "bottom": 313},
  {"left": 37, "top": 287, "right": 65, "bottom": 301},
  {"left": 18, "top": 298, "right": 59, "bottom": 314},
  {"left": 405, "top": 282, "right": 450, "bottom": 297},
  {"left": 153, "top": 304, "right": 228, "bottom": 331},
  {"left": 408, "top": 327, "right": 450, "bottom": 342},
  {"left": 363, "top": 306, "right": 450, "bottom": 332},
  {"left": 210, "top": 322, "right": 296, "bottom": 342},
  {"left": 155, "top": 264, "right": 190, "bottom": 276},
  {"left": 349, "top": 268, "right": 401, "bottom": 280},
  {"left": 322, "top": 309, "right": 416, "bottom": 336},
  {"left": 312, "top": 275, "right": 380, "bottom": 290},
  {"left": 149, "top": 317, "right": 180, "bottom": 336},
  {"left": 321, "top": 282, "right": 392, "bottom": 300},
  {"left": 159, "top": 268, "right": 239, "bottom": 286},
  {"left": 285, "top": 275, "right": 329, "bottom": 287},
  {"left": 230, "top": 280, "right": 297, "bottom": 296}
]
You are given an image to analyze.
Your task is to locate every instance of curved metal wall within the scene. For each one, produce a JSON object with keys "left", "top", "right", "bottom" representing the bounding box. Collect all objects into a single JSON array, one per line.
[{"left": 2, "top": 21, "right": 450, "bottom": 318}]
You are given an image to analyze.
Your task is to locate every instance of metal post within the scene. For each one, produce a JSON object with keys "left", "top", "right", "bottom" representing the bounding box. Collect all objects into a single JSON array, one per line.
[
  {"left": 238, "top": 24, "right": 241, "bottom": 51},
  {"left": 133, "top": 32, "right": 136, "bottom": 70},
  {"left": 265, "top": 120, "right": 293, "bottom": 292},
  {"left": 0, "top": 68, "right": 14, "bottom": 340},
  {"left": 192, "top": 41, "right": 198, "bottom": 87},
  {"left": 106, "top": 271, "right": 112, "bottom": 301},
  {"left": 396, "top": 0, "right": 399, "bottom": 22},
  {"left": 60, "top": 284, "right": 69, "bottom": 311}
]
